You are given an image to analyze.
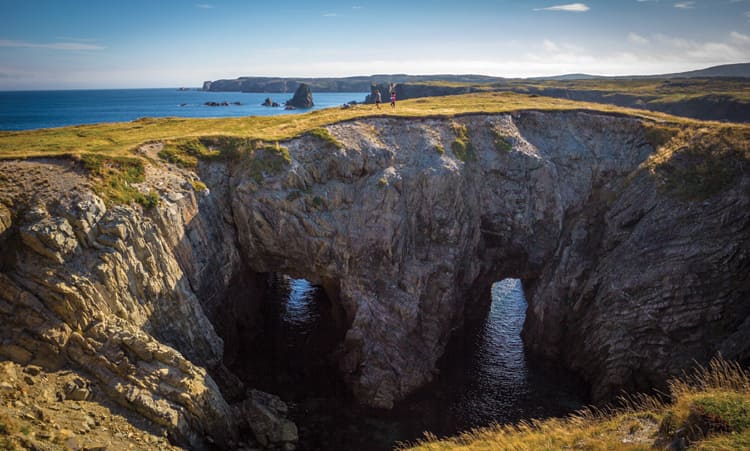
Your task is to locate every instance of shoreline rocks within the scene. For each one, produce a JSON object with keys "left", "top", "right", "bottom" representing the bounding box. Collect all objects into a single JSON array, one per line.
[
  {"left": 285, "top": 83, "right": 314, "bottom": 109},
  {"left": 262, "top": 97, "right": 280, "bottom": 108}
]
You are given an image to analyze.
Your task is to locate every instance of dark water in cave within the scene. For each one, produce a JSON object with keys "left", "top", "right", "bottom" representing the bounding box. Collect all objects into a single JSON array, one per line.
[{"left": 233, "top": 277, "right": 587, "bottom": 451}]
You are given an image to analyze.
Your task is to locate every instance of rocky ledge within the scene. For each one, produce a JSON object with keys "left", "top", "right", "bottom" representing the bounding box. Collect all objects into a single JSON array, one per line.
[{"left": 0, "top": 111, "right": 747, "bottom": 448}]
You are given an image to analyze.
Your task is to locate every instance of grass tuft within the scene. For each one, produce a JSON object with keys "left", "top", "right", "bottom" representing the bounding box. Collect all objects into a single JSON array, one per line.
[
  {"left": 79, "top": 154, "right": 149, "bottom": 206},
  {"left": 401, "top": 357, "right": 750, "bottom": 451},
  {"left": 309, "top": 127, "right": 344, "bottom": 149},
  {"left": 491, "top": 128, "right": 513, "bottom": 152},
  {"left": 643, "top": 123, "right": 680, "bottom": 149},
  {"left": 450, "top": 122, "right": 475, "bottom": 162},
  {"left": 242, "top": 141, "right": 292, "bottom": 183},
  {"left": 645, "top": 126, "right": 750, "bottom": 201},
  {"left": 189, "top": 180, "right": 207, "bottom": 192}
]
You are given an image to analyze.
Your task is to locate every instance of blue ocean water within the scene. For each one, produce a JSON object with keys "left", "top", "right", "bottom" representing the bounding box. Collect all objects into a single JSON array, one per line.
[{"left": 0, "top": 89, "right": 368, "bottom": 131}]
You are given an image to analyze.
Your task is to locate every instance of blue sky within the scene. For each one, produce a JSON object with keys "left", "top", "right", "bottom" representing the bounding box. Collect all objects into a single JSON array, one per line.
[{"left": 1, "top": 0, "right": 749, "bottom": 89}]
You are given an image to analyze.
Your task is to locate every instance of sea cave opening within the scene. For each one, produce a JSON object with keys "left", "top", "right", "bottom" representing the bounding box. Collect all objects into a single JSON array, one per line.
[
  {"left": 228, "top": 273, "right": 348, "bottom": 402},
  {"left": 225, "top": 275, "right": 589, "bottom": 451}
]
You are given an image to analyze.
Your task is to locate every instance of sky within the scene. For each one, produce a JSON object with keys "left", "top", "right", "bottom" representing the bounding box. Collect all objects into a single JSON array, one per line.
[{"left": 1, "top": 0, "right": 749, "bottom": 90}]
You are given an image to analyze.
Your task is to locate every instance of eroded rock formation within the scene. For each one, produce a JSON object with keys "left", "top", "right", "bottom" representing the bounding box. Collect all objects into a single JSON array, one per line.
[
  {"left": 285, "top": 83, "right": 314, "bottom": 109},
  {"left": 0, "top": 111, "right": 748, "bottom": 447}
]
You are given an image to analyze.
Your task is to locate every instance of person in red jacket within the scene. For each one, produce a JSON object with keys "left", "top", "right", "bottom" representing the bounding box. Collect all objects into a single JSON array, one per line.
[{"left": 390, "top": 91, "right": 396, "bottom": 108}]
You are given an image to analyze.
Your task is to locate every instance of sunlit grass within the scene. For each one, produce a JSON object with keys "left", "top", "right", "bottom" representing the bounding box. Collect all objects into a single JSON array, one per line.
[
  {"left": 643, "top": 124, "right": 750, "bottom": 200},
  {"left": 1, "top": 91, "right": 746, "bottom": 206},
  {"left": 0, "top": 92, "right": 703, "bottom": 161},
  {"left": 401, "top": 358, "right": 750, "bottom": 451}
]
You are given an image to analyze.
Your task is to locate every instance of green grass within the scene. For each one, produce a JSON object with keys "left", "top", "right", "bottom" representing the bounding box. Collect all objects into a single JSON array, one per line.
[
  {"left": 643, "top": 123, "right": 681, "bottom": 149},
  {"left": 435, "top": 145, "right": 445, "bottom": 155},
  {"left": 0, "top": 91, "right": 745, "bottom": 208},
  {"left": 0, "top": 92, "right": 705, "bottom": 162},
  {"left": 78, "top": 154, "right": 159, "bottom": 207},
  {"left": 691, "top": 391, "right": 750, "bottom": 433},
  {"left": 500, "top": 77, "right": 750, "bottom": 104},
  {"left": 402, "top": 358, "right": 750, "bottom": 451},
  {"left": 157, "top": 139, "right": 217, "bottom": 168},
  {"left": 243, "top": 142, "right": 292, "bottom": 183},
  {"left": 309, "top": 127, "right": 344, "bottom": 149},
  {"left": 644, "top": 125, "right": 750, "bottom": 201},
  {"left": 450, "top": 122, "right": 475, "bottom": 162},
  {"left": 189, "top": 180, "right": 207, "bottom": 192},
  {"left": 491, "top": 128, "right": 513, "bottom": 152}
]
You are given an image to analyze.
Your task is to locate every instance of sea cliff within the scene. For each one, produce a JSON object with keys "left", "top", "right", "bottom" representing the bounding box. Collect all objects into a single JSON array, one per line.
[{"left": 0, "top": 104, "right": 748, "bottom": 449}]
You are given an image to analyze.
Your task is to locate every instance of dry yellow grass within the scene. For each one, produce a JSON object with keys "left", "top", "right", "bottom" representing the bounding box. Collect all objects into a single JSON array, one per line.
[
  {"left": 1, "top": 91, "right": 746, "bottom": 206},
  {"left": 400, "top": 358, "right": 750, "bottom": 451},
  {"left": 643, "top": 124, "right": 750, "bottom": 200},
  {"left": 0, "top": 91, "right": 706, "bottom": 161}
]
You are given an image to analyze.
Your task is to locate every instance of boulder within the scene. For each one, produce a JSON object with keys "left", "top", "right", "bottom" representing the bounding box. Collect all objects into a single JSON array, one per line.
[
  {"left": 285, "top": 83, "right": 314, "bottom": 109},
  {"left": 239, "top": 390, "right": 298, "bottom": 449}
]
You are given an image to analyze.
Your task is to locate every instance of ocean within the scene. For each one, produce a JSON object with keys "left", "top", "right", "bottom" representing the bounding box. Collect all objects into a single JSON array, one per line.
[{"left": 0, "top": 89, "right": 368, "bottom": 131}]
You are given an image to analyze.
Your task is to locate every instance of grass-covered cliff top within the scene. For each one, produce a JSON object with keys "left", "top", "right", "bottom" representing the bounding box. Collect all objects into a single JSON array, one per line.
[
  {"left": 0, "top": 91, "right": 706, "bottom": 161},
  {"left": 0, "top": 91, "right": 746, "bottom": 207},
  {"left": 401, "top": 358, "right": 750, "bottom": 451},
  {"left": 510, "top": 77, "right": 750, "bottom": 101},
  {"left": 414, "top": 77, "right": 750, "bottom": 104}
]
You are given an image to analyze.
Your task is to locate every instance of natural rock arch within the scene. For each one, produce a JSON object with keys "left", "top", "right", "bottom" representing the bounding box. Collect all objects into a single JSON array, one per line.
[
  {"left": 217, "top": 111, "right": 749, "bottom": 408},
  {"left": 1, "top": 111, "right": 747, "bottom": 448}
]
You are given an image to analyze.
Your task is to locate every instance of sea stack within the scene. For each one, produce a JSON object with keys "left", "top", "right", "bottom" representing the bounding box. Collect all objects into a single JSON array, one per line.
[{"left": 286, "top": 83, "right": 314, "bottom": 108}]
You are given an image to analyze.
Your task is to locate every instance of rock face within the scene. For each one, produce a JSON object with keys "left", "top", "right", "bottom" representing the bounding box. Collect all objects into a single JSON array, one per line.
[
  {"left": 0, "top": 111, "right": 748, "bottom": 446},
  {"left": 262, "top": 97, "right": 280, "bottom": 108},
  {"left": 226, "top": 112, "right": 750, "bottom": 407},
  {"left": 285, "top": 83, "right": 314, "bottom": 109},
  {"left": 0, "top": 160, "right": 242, "bottom": 449}
]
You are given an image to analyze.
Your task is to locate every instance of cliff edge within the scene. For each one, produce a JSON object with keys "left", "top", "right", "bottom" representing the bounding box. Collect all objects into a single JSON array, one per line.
[{"left": 0, "top": 109, "right": 748, "bottom": 448}]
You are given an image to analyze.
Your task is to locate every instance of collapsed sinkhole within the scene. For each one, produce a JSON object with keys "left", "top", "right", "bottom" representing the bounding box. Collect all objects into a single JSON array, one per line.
[{"left": 217, "top": 273, "right": 588, "bottom": 450}]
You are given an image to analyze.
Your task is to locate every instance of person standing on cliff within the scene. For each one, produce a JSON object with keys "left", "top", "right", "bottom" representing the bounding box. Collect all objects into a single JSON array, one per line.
[
  {"left": 375, "top": 89, "right": 382, "bottom": 109},
  {"left": 390, "top": 91, "right": 396, "bottom": 108}
]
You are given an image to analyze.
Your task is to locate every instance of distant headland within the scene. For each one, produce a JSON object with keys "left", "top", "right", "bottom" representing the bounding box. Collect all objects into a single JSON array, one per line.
[{"left": 201, "top": 62, "right": 750, "bottom": 92}]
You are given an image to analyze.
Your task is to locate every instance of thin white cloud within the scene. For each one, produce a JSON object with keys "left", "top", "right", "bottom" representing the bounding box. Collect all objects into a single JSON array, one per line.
[
  {"left": 674, "top": 1, "right": 696, "bottom": 8},
  {"left": 54, "top": 36, "right": 99, "bottom": 43},
  {"left": 542, "top": 39, "right": 559, "bottom": 51},
  {"left": 730, "top": 31, "right": 750, "bottom": 43},
  {"left": 352, "top": 5, "right": 363, "bottom": 9},
  {"left": 0, "top": 39, "right": 104, "bottom": 51},
  {"left": 323, "top": 12, "right": 341, "bottom": 17},
  {"left": 533, "top": 3, "right": 590, "bottom": 12},
  {"left": 652, "top": 33, "right": 747, "bottom": 61},
  {"left": 195, "top": 3, "right": 214, "bottom": 8},
  {"left": 628, "top": 32, "right": 650, "bottom": 44}
]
